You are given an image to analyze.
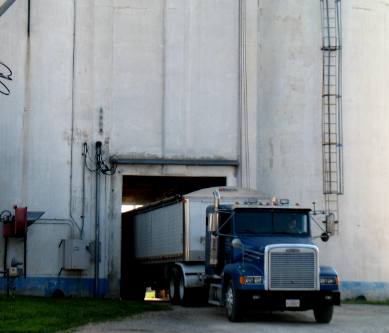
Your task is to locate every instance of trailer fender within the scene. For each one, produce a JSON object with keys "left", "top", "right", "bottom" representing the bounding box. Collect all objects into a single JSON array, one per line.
[{"left": 175, "top": 263, "right": 205, "bottom": 288}]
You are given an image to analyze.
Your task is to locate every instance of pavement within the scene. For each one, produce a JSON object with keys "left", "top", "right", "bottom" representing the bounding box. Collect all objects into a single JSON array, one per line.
[{"left": 72, "top": 303, "right": 389, "bottom": 333}]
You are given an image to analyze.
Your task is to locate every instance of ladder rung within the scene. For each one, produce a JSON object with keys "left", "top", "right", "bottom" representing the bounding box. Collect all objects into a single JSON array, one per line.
[{"left": 322, "top": 94, "right": 340, "bottom": 97}]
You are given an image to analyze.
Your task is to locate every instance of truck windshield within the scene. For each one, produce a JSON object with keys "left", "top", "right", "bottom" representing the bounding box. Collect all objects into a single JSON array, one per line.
[{"left": 234, "top": 210, "right": 309, "bottom": 236}]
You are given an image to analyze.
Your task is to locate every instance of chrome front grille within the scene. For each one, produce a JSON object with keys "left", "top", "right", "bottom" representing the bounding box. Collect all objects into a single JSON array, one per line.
[{"left": 268, "top": 246, "right": 318, "bottom": 290}]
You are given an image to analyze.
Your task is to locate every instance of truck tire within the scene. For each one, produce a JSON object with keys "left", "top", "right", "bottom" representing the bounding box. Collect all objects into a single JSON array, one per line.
[
  {"left": 225, "top": 281, "right": 242, "bottom": 322},
  {"left": 178, "top": 269, "right": 191, "bottom": 306},
  {"left": 169, "top": 268, "right": 180, "bottom": 305},
  {"left": 314, "top": 304, "right": 334, "bottom": 323}
]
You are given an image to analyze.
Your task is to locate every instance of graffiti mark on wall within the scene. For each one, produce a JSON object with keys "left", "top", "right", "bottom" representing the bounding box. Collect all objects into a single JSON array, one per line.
[{"left": 0, "top": 62, "right": 12, "bottom": 96}]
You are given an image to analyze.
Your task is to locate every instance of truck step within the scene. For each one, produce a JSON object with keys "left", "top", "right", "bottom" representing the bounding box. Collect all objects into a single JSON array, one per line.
[{"left": 208, "top": 283, "right": 223, "bottom": 306}]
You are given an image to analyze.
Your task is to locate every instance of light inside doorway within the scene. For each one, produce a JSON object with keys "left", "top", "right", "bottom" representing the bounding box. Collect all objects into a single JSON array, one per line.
[
  {"left": 121, "top": 204, "right": 143, "bottom": 213},
  {"left": 121, "top": 175, "right": 227, "bottom": 207}
]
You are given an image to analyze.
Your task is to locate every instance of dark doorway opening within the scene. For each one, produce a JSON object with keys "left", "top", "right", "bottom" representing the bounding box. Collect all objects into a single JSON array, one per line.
[
  {"left": 122, "top": 175, "right": 227, "bottom": 205},
  {"left": 120, "top": 175, "right": 226, "bottom": 299}
]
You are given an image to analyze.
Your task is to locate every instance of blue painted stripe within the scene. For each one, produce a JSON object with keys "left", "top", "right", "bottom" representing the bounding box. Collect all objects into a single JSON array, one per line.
[
  {"left": 340, "top": 281, "right": 389, "bottom": 301},
  {"left": 0, "top": 277, "right": 108, "bottom": 297},
  {"left": 1, "top": 276, "right": 389, "bottom": 301}
]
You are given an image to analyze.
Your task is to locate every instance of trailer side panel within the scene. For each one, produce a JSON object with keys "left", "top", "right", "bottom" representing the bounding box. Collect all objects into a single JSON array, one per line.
[{"left": 134, "top": 202, "right": 184, "bottom": 261}]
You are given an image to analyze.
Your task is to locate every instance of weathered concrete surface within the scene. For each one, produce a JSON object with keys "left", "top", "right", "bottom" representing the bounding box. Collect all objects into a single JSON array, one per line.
[
  {"left": 256, "top": 0, "right": 389, "bottom": 297},
  {"left": 2, "top": 0, "right": 389, "bottom": 299},
  {"left": 73, "top": 304, "right": 389, "bottom": 333}
]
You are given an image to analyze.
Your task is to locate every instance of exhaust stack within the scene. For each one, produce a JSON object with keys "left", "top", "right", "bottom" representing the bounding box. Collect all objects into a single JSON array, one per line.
[{"left": 213, "top": 190, "right": 221, "bottom": 210}]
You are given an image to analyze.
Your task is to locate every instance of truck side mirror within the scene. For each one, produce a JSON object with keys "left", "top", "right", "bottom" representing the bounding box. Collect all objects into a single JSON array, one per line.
[
  {"left": 325, "top": 213, "right": 336, "bottom": 234},
  {"left": 320, "top": 232, "right": 330, "bottom": 242}
]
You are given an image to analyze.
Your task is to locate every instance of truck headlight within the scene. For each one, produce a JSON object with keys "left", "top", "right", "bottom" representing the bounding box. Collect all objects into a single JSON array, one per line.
[
  {"left": 239, "top": 275, "right": 263, "bottom": 285},
  {"left": 320, "top": 277, "right": 338, "bottom": 285}
]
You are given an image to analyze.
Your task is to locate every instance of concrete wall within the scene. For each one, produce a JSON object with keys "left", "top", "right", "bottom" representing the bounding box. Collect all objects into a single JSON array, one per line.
[
  {"left": 257, "top": 0, "right": 323, "bottom": 205},
  {"left": 111, "top": 0, "right": 240, "bottom": 158},
  {"left": 0, "top": 0, "right": 243, "bottom": 297},
  {"left": 256, "top": 0, "right": 389, "bottom": 300},
  {"left": 338, "top": 0, "right": 389, "bottom": 298},
  {"left": 1, "top": 0, "right": 389, "bottom": 299},
  {"left": 0, "top": 0, "right": 79, "bottom": 288}
]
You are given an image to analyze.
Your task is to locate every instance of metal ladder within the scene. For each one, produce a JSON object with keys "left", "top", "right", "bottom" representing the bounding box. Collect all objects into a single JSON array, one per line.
[{"left": 320, "top": 0, "right": 343, "bottom": 232}]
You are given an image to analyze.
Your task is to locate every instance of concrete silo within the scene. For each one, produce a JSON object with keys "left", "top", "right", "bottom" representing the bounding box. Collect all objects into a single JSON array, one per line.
[{"left": 0, "top": 0, "right": 388, "bottom": 300}]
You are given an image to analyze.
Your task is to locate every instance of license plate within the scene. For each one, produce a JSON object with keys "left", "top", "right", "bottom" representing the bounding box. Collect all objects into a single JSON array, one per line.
[{"left": 286, "top": 299, "right": 300, "bottom": 308}]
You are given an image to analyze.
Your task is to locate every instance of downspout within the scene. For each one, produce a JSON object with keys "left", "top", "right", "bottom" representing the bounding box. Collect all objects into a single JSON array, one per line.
[
  {"left": 68, "top": 0, "right": 82, "bottom": 237},
  {"left": 238, "top": 0, "right": 250, "bottom": 189},
  {"left": 81, "top": 143, "right": 86, "bottom": 239},
  {"left": 94, "top": 141, "right": 102, "bottom": 297}
]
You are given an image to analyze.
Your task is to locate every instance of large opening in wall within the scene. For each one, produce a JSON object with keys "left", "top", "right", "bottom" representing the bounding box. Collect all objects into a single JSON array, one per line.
[
  {"left": 120, "top": 175, "right": 226, "bottom": 300},
  {"left": 121, "top": 175, "right": 227, "bottom": 211}
]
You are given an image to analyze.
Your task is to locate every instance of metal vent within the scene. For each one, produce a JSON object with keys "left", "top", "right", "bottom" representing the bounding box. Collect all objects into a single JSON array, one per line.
[{"left": 269, "top": 248, "right": 318, "bottom": 290}]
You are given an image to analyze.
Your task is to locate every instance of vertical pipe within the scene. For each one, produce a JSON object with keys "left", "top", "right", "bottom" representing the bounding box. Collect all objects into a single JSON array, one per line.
[
  {"left": 27, "top": 0, "right": 31, "bottom": 36},
  {"left": 239, "top": 0, "right": 250, "bottom": 189},
  {"left": 238, "top": 0, "right": 243, "bottom": 188},
  {"left": 24, "top": 233, "right": 27, "bottom": 278},
  {"left": 69, "top": 0, "right": 81, "bottom": 236},
  {"left": 94, "top": 142, "right": 102, "bottom": 297},
  {"left": 336, "top": 0, "right": 343, "bottom": 195},
  {"left": 81, "top": 143, "right": 87, "bottom": 239},
  {"left": 95, "top": 170, "right": 100, "bottom": 297},
  {"left": 4, "top": 238, "right": 8, "bottom": 275},
  {"left": 161, "top": 0, "right": 166, "bottom": 156}
]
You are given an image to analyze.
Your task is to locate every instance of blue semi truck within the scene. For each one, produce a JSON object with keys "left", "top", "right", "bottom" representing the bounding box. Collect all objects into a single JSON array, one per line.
[{"left": 123, "top": 187, "right": 340, "bottom": 323}]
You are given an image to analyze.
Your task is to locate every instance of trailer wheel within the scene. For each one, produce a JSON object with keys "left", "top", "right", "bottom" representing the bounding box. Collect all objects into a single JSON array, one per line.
[
  {"left": 169, "top": 268, "right": 180, "bottom": 305},
  {"left": 225, "top": 281, "right": 242, "bottom": 322},
  {"left": 313, "top": 304, "right": 334, "bottom": 323},
  {"left": 178, "top": 269, "right": 191, "bottom": 306}
]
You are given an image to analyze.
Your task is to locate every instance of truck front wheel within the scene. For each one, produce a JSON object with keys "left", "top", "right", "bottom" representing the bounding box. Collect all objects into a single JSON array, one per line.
[
  {"left": 313, "top": 304, "right": 334, "bottom": 323},
  {"left": 225, "top": 282, "right": 242, "bottom": 322}
]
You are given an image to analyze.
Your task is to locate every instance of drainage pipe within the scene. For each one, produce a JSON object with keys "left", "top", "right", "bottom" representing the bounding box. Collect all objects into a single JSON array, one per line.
[{"left": 94, "top": 142, "right": 102, "bottom": 297}]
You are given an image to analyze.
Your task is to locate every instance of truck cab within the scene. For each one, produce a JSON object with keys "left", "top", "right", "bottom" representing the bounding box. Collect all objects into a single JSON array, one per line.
[{"left": 205, "top": 198, "right": 340, "bottom": 322}]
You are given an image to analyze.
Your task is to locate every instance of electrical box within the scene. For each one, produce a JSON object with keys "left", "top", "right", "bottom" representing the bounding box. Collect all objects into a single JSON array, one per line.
[
  {"left": 8, "top": 267, "right": 23, "bottom": 277},
  {"left": 61, "top": 239, "right": 90, "bottom": 270}
]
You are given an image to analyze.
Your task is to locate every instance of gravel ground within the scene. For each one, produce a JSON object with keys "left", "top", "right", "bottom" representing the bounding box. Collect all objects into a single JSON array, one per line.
[{"left": 73, "top": 304, "right": 389, "bottom": 333}]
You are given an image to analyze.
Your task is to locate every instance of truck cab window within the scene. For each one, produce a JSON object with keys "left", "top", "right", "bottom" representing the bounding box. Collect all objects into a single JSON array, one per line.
[
  {"left": 234, "top": 210, "right": 309, "bottom": 236},
  {"left": 219, "top": 212, "right": 232, "bottom": 235},
  {"left": 273, "top": 213, "right": 308, "bottom": 235},
  {"left": 235, "top": 211, "right": 272, "bottom": 234}
]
